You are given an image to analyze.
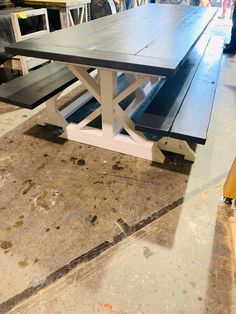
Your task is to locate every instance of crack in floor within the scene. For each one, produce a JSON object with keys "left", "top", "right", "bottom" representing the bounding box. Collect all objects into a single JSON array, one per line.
[{"left": 0, "top": 195, "right": 184, "bottom": 314}]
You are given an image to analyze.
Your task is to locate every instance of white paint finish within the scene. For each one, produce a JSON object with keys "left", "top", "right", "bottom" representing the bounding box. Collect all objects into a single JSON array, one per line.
[
  {"left": 99, "top": 69, "right": 118, "bottom": 138},
  {"left": 60, "top": 91, "right": 93, "bottom": 118},
  {"left": 158, "top": 137, "right": 195, "bottom": 162},
  {"left": 74, "top": 107, "right": 101, "bottom": 130},
  {"left": 34, "top": 63, "right": 195, "bottom": 163},
  {"left": 68, "top": 66, "right": 101, "bottom": 102},
  {"left": 114, "top": 104, "right": 146, "bottom": 144},
  {"left": 62, "top": 125, "right": 165, "bottom": 162},
  {"left": 59, "top": 2, "right": 89, "bottom": 28},
  {"left": 42, "top": 97, "right": 68, "bottom": 128},
  {"left": 113, "top": 76, "right": 146, "bottom": 105}
]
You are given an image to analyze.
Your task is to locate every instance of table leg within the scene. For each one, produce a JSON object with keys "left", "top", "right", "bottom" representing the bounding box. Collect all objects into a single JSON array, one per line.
[
  {"left": 78, "top": 6, "right": 85, "bottom": 24},
  {"left": 59, "top": 8, "right": 70, "bottom": 28},
  {"left": 61, "top": 65, "right": 166, "bottom": 162},
  {"left": 38, "top": 64, "right": 195, "bottom": 163},
  {"left": 99, "top": 69, "right": 118, "bottom": 137},
  {"left": 68, "top": 9, "right": 75, "bottom": 26}
]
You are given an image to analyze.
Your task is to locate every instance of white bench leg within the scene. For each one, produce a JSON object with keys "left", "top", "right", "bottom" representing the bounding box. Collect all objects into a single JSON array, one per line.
[
  {"left": 158, "top": 137, "right": 195, "bottom": 162},
  {"left": 37, "top": 93, "right": 68, "bottom": 128}
]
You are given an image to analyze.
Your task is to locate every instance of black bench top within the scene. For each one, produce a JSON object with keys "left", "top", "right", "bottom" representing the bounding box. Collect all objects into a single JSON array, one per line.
[
  {"left": 0, "top": 62, "right": 77, "bottom": 109},
  {"left": 170, "top": 36, "right": 223, "bottom": 144},
  {"left": 135, "top": 35, "right": 224, "bottom": 144},
  {"left": 5, "top": 5, "right": 218, "bottom": 76}
]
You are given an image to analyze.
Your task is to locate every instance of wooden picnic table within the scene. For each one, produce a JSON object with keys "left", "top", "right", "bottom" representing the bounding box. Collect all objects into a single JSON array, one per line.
[{"left": 6, "top": 4, "right": 218, "bottom": 163}]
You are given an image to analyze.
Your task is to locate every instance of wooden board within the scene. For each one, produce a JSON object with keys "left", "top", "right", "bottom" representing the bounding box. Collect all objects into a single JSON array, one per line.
[
  {"left": 135, "top": 34, "right": 211, "bottom": 137},
  {"left": 135, "top": 35, "right": 223, "bottom": 144},
  {"left": 0, "top": 63, "right": 77, "bottom": 109},
  {"left": 169, "top": 36, "right": 224, "bottom": 144},
  {"left": 6, "top": 4, "right": 218, "bottom": 76},
  {"left": 229, "top": 217, "right": 236, "bottom": 272}
]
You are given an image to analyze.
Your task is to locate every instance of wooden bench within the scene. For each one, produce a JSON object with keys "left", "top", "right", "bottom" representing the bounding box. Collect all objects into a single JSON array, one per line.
[
  {"left": 135, "top": 35, "right": 224, "bottom": 145},
  {"left": 0, "top": 62, "right": 78, "bottom": 109}
]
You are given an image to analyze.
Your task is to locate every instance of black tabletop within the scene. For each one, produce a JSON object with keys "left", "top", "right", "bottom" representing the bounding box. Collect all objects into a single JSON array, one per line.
[{"left": 6, "top": 4, "right": 218, "bottom": 76}]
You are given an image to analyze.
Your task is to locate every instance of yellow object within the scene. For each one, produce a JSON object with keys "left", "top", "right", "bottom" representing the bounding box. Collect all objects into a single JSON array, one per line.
[
  {"left": 17, "top": 12, "right": 28, "bottom": 19},
  {"left": 224, "top": 158, "right": 236, "bottom": 199}
]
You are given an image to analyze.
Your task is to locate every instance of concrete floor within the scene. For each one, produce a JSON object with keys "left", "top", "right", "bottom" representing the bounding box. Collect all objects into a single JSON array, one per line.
[{"left": 0, "top": 14, "right": 236, "bottom": 314}]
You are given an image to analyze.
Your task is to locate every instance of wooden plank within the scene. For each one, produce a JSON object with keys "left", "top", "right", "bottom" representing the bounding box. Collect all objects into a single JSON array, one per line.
[
  {"left": 5, "top": 41, "right": 178, "bottom": 76},
  {"left": 135, "top": 34, "right": 211, "bottom": 136},
  {"left": 6, "top": 5, "right": 218, "bottom": 75},
  {"left": 169, "top": 36, "right": 224, "bottom": 144},
  {"left": 0, "top": 63, "right": 77, "bottom": 109},
  {"left": 137, "top": 7, "right": 214, "bottom": 62},
  {"left": 229, "top": 217, "right": 236, "bottom": 272}
]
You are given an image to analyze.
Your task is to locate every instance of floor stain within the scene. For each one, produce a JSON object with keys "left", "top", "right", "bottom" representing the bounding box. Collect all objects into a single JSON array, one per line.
[
  {"left": 22, "top": 180, "right": 35, "bottom": 195},
  {"left": 99, "top": 302, "right": 124, "bottom": 314},
  {"left": 85, "top": 215, "right": 97, "bottom": 225},
  {"left": 143, "top": 246, "right": 154, "bottom": 259},
  {"left": 112, "top": 163, "right": 124, "bottom": 171},
  {"left": 191, "top": 281, "right": 196, "bottom": 288},
  {"left": 77, "top": 159, "right": 86, "bottom": 166},
  {"left": 0, "top": 241, "right": 12, "bottom": 250},
  {"left": 13, "top": 220, "right": 24, "bottom": 228},
  {"left": 18, "top": 260, "right": 28, "bottom": 268},
  {"left": 70, "top": 157, "right": 86, "bottom": 166}
]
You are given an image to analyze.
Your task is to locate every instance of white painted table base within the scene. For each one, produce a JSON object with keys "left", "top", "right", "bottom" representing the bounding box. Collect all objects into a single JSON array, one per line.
[{"left": 37, "top": 65, "right": 195, "bottom": 163}]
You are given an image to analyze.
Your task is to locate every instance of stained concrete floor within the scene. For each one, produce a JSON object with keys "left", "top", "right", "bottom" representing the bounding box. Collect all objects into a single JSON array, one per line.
[{"left": 0, "top": 14, "right": 236, "bottom": 314}]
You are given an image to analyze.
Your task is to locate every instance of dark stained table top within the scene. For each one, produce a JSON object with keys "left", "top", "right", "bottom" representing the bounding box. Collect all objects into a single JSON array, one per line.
[{"left": 6, "top": 4, "right": 218, "bottom": 76}]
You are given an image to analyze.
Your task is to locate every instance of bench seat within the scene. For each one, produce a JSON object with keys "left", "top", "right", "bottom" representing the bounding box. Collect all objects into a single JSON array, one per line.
[
  {"left": 135, "top": 35, "right": 224, "bottom": 145},
  {"left": 0, "top": 62, "right": 77, "bottom": 109}
]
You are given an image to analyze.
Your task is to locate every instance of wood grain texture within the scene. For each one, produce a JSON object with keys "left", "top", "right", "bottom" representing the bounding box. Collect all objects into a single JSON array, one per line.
[
  {"left": 6, "top": 4, "right": 218, "bottom": 75},
  {"left": 229, "top": 217, "right": 236, "bottom": 272},
  {"left": 169, "top": 36, "right": 224, "bottom": 144},
  {"left": 135, "top": 36, "right": 223, "bottom": 144},
  {"left": 0, "top": 62, "right": 77, "bottom": 109},
  {"left": 135, "top": 34, "right": 211, "bottom": 137}
]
